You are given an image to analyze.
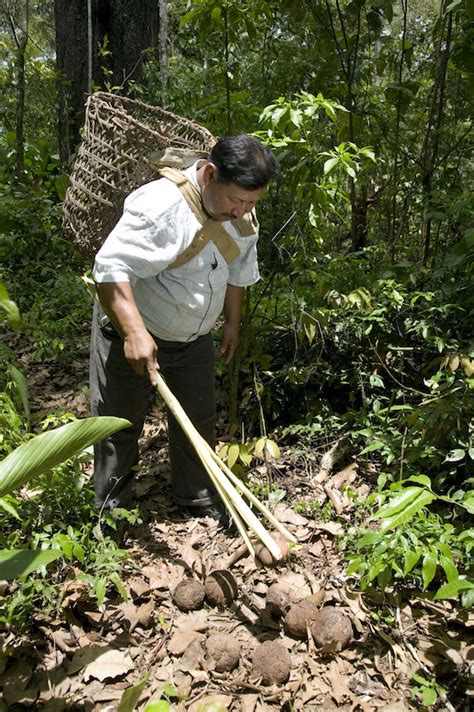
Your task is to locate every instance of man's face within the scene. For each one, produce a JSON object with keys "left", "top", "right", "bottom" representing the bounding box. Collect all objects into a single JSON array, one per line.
[{"left": 200, "top": 164, "right": 264, "bottom": 221}]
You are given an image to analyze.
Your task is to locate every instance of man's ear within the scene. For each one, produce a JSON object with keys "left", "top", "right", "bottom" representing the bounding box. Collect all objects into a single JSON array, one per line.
[{"left": 201, "top": 162, "right": 217, "bottom": 187}]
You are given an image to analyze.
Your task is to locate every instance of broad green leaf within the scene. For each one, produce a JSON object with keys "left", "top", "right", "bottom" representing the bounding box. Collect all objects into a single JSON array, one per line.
[
  {"left": 94, "top": 576, "right": 107, "bottom": 605},
  {"left": 254, "top": 438, "right": 266, "bottom": 458},
  {"left": 0, "top": 281, "right": 20, "bottom": 330},
  {"left": 144, "top": 702, "right": 170, "bottom": 712},
  {"left": 211, "top": 6, "right": 222, "bottom": 22},
  {"left": 459, "top": 491, "right": 474, "bottom": 514},
  {"left": 444, "top": 448, "right": 465, "bottom": 462},
  {"left": 406, "top": 474, "right": 432, "bottom": 488},
  {"left": 439, "top": 555, "right": 458, "bottom": 582},
  {"left": 110, "top": 572, "right": 129, "bottom": 601},
  {"left": 422, "top": 552, "right": 437, "bottom": 589},
  {"left": 118, "top": 674, "right": 149, "bottom": 712},
  {"left": 227, "top": 443, "right": 240, "bottom": 469},
  {"left": 7, "top": 363, "right": 31, "bottom": 429},
  {"left": 0, "top": 416, "right": 131, "bottom": 497},
  {"left": 434, "top": 578, "right": 474, "bottom": 600},
  {"left": 445, "top": 0, "right": 462, "bottom": 11},
  {"left": 360, "top": 440, "right": 386, "bottom": 454},
  {"left": 323, "top": 157, "right": 339, "bottom": 174},
  {"left": 264, "top": 439, "right": 281, "bottom": 460},
  {"left": 162, "top": 683, "right": 184, "bottom": 699},
  {"left": 461, "top": 589, "right": 474, "bottom": 608},
  {"left": 375, "top": 487, "right": 436, "bottom": 533},
  {"left": 403, "top": 549, "right": 421, "bottom": 575},
  {"left": 0, "top": 548, "right": 62, "bottom": 580},
  {"left": 0, "top": 496, "right": 20, "bottom": 519},
  {"left": 238, "top": 444, "right": 253, "bottom": 466},
  {"left": 422, "top": 687, "right": 437, "bottom": 706}
]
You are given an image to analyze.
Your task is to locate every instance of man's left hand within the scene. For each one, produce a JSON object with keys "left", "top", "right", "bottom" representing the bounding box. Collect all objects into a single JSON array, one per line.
[{"left": 220, "top": 321, "right": 240, "bottom": 363}]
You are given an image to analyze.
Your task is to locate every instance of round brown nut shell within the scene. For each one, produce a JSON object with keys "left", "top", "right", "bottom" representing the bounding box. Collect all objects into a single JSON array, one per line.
[
  {"left": 206, "top": 633, "right": 240, "bottom": 672},
  {"left": 255, "top": 532, "right": 289, "bottom": 566},
  {"left": 310, "top": 606, "right": 353, "bottom": 652},
  {"left": 172, "top": 579, "right": 205, "bottom": 611},
  {"left": 266, "top": 582, "right": 298, "bottom": 617},
  {"left": 285, "top": 599, "right": 320, "bottom": 638},
  {"left": 252, "top": 640, "right": 291, "bottom": 685},
  {"left": 204, "top": 569, "right": 238, "bottom": 608}
]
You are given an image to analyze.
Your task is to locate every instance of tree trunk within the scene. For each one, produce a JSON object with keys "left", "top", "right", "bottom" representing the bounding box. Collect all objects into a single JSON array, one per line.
[
  {"left": 421, "top": 10, "right": 452, "bottom": 265},
  {"left": 3, "top": 0, "right": 29, "bottom": 182},
  {"left": 158, "top": 0, "right": 168, "bottom": 106},
  {"left": 55, "top": 0, "right": 159, "bottom": 165}
]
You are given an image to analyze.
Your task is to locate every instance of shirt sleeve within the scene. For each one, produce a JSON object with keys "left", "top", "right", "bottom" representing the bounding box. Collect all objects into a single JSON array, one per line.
[
  {"left": 227, "top": 231, "right": 260, "bottom": 287},
  {"left": 93, "top": 182, "right": 185, "bottom": 284}
]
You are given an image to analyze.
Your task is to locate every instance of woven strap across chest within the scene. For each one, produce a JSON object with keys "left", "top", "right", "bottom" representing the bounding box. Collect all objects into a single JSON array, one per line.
[{"left": 159, "top": 166, "right": 242, "bottom": 269}]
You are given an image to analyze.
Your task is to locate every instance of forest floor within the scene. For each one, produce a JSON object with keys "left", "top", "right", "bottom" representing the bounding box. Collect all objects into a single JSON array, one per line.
[{"left": 1, "top": 334, "right": 472, "bottom": 712}]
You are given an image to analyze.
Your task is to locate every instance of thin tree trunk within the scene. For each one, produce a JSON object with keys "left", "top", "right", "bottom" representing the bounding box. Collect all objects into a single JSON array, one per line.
[
  {"left": 421, "top": 10, "right": 452, "bottom": 265},
  {"left": 389, "top": 0, "right": 408, "bottom": 262},
  {"left": 223, "top": 4, "right": 232, "bottom": 135},
  {"left": 5, "top": 1, "right": 29, "bottom": 182},
  {"left": 159, "top": 0, "right": 169, "bottom": 106}
]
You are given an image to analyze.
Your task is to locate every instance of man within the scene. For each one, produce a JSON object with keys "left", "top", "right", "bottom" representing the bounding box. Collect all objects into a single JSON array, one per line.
[{"left": 90, "top": 133, "right": 276, "bottom": 528}]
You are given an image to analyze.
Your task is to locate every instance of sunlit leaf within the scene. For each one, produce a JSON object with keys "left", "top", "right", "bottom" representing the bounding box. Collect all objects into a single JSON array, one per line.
[
  {"left": 422, "top": 552, "right": 437, "bottom": 589},
  {"left": 376, "top": 487, "right": 436, "bottom": 533},
  {"left": 323, "top": 157, "right": 339, "bottom": 174},
  {"left": 0, "top": 496, "right": 20, "bottom": 519},
  {"left": 0, "top": 281, "right": 20, "bottom": 330},
  {"left": 144, "top": 702, "right": 170, "bottom": 712},
  {"left": 435, "top": 577, "right": 474, "bottom": 600},
  {"left": 264, "top": 439, "right": 281, "bottom": 460},
  {"left": 118, "top": 674, "right": 149, "bottom": 712},
  {"left": 227, "top": 443, "right": 240, "bottom": 469},
  {"left": 444, "top": 448, "right": 465, "bottom": 462},
  {"left": 0, "top": 416, "right": 131, "bottom": 497},
  {"left": 7, "top": 363, "right": 31, "bottom": 430},
  {"left": 0, "top": 548, "right": 62, "bottom": 580}
]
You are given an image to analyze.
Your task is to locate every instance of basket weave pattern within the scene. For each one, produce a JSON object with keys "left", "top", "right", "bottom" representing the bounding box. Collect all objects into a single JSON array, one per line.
[{"left": 62, "top": 92, "right": 215, "bottom": 258}]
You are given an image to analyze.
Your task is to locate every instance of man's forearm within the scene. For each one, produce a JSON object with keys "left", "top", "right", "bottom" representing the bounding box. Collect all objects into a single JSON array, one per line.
[
  {"left": 96, "top": 281, "right": 147, "bottom": 339},
  {"left": 96, "top": 281, "right": 159, "bottom": 384},
  {"left": 223, "top": 284, "right": 244, "bottom": 325}
]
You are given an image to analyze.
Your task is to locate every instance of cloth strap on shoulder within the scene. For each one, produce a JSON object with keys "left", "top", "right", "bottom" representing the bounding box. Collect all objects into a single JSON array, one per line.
[{"left": 158, "top": 166, "right": 257, "bottom": 270}]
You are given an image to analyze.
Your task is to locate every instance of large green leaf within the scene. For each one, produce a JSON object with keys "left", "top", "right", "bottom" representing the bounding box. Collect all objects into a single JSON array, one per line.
[
  {"left": 0, "top": 549, "right": 62, "bottom": 579},
  {"left": 0, "top": 417, "right": 131, "bottom": 497},
  {"left": 7, "top": 363, "right": 31, "bottom": 430},
  {"left": 118, "top": 674, "right": 149, "bottom": 712},
  {"left": 376, "top": 486, "right": 436, "bottom": 533},
  {"left": 0, "top": 280, "right": 20, "bottom": 330}
]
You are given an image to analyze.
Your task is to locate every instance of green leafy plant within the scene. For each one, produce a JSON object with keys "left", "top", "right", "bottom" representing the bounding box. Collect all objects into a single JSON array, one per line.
[
  {"left": 0, "top": 415, "right": 130, "bottom": 580},
  {"left": 346, "top": 475, "right": 474, "bottom": 603},
  {"left": 411, "top": 672, "right": 447, "bottom": 708}
]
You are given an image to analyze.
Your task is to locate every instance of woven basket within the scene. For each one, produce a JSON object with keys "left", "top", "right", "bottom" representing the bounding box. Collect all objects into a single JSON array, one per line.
[{"left": 62, "top": 92, "right": 215, "bottom": 259}]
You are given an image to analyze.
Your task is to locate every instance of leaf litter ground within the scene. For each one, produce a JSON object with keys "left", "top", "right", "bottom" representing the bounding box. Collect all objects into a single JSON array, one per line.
[{"left": 0, "top": 338, "right": 472, "bottom": 711}]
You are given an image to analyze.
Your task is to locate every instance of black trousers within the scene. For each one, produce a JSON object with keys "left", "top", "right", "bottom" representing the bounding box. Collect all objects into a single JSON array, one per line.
[{"left": 89, "top": 303, "right": 219, "bottom": 510}]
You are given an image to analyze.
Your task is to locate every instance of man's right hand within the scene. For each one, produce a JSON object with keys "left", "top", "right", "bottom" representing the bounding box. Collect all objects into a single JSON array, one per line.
[
  {"left": 96, "top": 281, "right": 160, "bottom": 387},
  {"left": 124, "top": 329, "right": 159, "bottom": 386}
]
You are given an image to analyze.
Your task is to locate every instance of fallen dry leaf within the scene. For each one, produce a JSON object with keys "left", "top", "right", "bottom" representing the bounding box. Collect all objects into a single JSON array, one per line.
[
  {"left": 83, "top": 647, "right": 135, "bottom": 682},
  {"left": 188, "top": 694, "right": 233, "bottom": 711},
  {"left": 168, "top": 630, "right": 205, "bottom": 656}
]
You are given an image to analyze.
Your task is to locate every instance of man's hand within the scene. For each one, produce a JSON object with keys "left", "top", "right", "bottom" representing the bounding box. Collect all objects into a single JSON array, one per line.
[
  {"left": 124, "top": 329, "right": 159, "bottom": 386},
  {"left": 220, "top": 321, "right": 240, "bottom": 364},
  {"left": 221, "top": 284, "right": 244, "bottom": 364},
  {"left": 96, "top": 281, "right": 159, "bottom": 386}
]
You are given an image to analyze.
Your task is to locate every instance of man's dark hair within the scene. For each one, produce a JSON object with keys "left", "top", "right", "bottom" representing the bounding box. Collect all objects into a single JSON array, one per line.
[{"left": 209, "top": 134, "right": 277, "bottom": 190}]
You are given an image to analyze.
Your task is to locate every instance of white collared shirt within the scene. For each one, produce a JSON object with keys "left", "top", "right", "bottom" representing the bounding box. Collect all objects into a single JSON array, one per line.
[{"left": 93, "top": 162, "right": 260, "bottom": 342}]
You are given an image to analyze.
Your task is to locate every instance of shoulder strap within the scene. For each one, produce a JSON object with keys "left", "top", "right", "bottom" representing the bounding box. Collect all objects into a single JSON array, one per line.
[{"left": 159, "top": 166, "right": 241, "bottom": 269}]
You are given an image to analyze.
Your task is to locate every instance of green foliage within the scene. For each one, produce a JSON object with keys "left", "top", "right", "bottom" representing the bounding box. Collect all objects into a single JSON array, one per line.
[
  {"left": 411, "top": 672, "right": 447, "bottom": 708},
  {"left": 0, "top": 415, "right": 131, "bottom": 497},
  {"left": 345, "top": 475, "right": 473, "bottom": 602}
]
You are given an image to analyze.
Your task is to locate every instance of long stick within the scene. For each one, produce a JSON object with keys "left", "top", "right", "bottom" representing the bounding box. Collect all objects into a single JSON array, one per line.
[{"left": 156, "top": 374, "right": 285, "bottom": 560}]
